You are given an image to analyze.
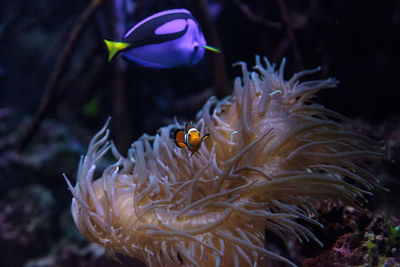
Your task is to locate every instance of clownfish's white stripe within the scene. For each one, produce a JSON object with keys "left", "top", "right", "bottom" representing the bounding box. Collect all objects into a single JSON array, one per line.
[
  {"left": 188, "top": 128, "right": 197, "bottom": 134},
  {"left": 124, "top": 9, "right": 191, "bottom": 39},
  {"left": 186, "top": 128, "right": 198, "bottom": 149},
  {"left": 184, "top": 131, "right": 189, "bottom": 147}
]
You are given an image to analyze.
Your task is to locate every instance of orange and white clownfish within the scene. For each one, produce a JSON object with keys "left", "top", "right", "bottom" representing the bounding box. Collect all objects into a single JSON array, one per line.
[{"left": 173, "top": 123, "right": 209, "bottom": 153}]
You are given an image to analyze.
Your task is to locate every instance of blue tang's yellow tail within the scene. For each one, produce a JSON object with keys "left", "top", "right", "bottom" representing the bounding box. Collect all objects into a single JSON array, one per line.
[{"left": 104, "top": 39, "right": 131, "bottom": 62}]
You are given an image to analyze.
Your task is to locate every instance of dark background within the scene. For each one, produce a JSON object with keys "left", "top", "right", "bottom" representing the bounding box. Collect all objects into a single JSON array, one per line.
[{"left": 0, "top": 0, "right": 399, "bottom": 266}]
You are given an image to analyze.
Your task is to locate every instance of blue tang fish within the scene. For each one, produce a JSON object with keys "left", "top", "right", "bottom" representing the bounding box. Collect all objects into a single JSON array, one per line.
[{"left": 104, "top": 9, "right": 220, "bottom": 68}]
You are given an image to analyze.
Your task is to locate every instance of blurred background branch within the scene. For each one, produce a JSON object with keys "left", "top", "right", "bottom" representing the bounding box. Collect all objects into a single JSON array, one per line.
[
  {"left": 188, "top": 0, "right": 229, "bottom": 99},
  {"left": 18, "top": 0, "right": 106, "bottom": 153}
]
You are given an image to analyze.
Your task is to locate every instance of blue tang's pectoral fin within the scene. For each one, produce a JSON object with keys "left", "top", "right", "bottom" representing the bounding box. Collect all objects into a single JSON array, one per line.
[
  {"left": 104, "top": 39, "right": 131, "bottom": 62},
  {"left": 203, "top": 45, "right": 221, "bottom": 53}
]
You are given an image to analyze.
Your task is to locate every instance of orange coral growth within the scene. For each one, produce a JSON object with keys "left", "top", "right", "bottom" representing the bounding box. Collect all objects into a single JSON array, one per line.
[{"left": 64, "top": 56, "right": 384, "bottom": 266}]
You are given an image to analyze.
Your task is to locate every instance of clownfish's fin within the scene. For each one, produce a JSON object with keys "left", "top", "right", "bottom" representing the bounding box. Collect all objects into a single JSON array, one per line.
[
  {"left": 203, "top": 45, "right": 221, "bottom": 53},
  {"left": 185, "top": 123, "right": 190, "bottom": 133},
  {"left": 174, "top": 130, "right": 186, "bottom": 148},
  {"left": 201, "top": 133, "right": 209, "bottom": 142},
  {"left": 189, "top": 146, "right": 200, "bottom": 156},
  {"left": 104, "top": 39, "right": 131, "bottom": 62},
  {"left": 176, "top": 141, "right": 187, "bottom": 148}
]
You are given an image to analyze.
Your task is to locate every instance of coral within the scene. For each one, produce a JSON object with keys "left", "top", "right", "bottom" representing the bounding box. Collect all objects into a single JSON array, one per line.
[
  {"left": 302, "top": 205, "right": 400, "bottom": 267},
  {"left": 0, "top": 185, "right": 55, "bottom": 266},
  {"left": 64, "top": 56, "right": 384, "bottom": 266}
]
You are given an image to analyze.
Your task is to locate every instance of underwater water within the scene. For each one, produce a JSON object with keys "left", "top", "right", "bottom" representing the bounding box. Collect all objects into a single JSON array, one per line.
[{"left": 0, "top": 0, "right": 400, "bottom": 266}]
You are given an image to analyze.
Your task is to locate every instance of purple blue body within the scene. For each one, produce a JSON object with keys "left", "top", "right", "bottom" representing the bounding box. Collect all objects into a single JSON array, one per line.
[{"left": 104, "top": 9, "right": 219, "bottom": 69}]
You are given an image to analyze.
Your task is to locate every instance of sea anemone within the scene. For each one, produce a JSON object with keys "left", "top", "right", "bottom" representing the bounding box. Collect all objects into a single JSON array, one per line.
[{"left": 64, "top": 56, "right": 384, "bottom": 266}]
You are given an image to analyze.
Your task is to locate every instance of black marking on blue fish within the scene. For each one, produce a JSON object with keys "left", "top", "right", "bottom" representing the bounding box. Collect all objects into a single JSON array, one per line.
[{"left": 123, "top": 11, "right": 200, "bottom": 49}]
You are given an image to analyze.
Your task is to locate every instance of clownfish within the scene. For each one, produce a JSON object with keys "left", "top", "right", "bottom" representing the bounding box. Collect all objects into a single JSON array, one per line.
[
  {"left": 103, "top": 8, "right": 221, "bottom": 68},
  {"left": 173, "top": 123, "right": 209, "bottom": 153}
]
